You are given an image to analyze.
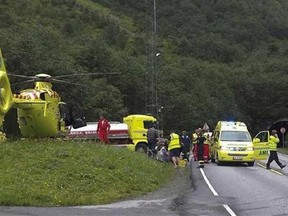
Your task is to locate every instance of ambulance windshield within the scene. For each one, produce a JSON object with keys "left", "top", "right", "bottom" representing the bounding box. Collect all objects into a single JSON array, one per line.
[{"left": 220, "top": 131, "right": 251, "bottom": 142}]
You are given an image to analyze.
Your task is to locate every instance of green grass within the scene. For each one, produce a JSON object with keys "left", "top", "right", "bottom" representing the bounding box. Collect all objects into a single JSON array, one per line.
[{"left": 0, "top": 140, "right": 175, "bottom": 206}]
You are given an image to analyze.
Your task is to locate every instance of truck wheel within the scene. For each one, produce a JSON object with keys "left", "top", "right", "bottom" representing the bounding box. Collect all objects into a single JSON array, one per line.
[
  {"left": 136, "top": 143, "right": 147, "bottom": 153},
  {"left": 247, "top": 161, "right": 254, "bottom": 167}
]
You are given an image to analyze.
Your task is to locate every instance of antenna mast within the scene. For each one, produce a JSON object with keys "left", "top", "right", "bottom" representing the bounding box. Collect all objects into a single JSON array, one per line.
[{"left": 145, "top": 0, "right": 159, "bottom": 118}]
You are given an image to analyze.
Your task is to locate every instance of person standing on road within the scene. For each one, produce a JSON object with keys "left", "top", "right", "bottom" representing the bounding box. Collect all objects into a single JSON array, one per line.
[
  {"left": 168, "top": 131, "right": 181, "bottom": 168},
  {"left": 180, "top": 131, "right": 192, "bottom": 161},
  {"left": 97, "top": 115, "right": 111, "bottom": 144},
  {"left": 196, "top": 129, "right": 206, "bottom": 168},
  {"left": 266, "top": 130, "right": 286, "bottom": 169}
]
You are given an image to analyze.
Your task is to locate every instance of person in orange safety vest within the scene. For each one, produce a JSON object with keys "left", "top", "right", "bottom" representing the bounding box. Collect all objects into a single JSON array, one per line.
[{"left": 97, "top": 115, "right": 111, "bottom": 144}]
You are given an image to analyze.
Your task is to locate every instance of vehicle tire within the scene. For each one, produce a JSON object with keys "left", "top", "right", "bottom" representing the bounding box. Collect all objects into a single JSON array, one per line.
[
  {"left": 135, "top": 143, "right": 147, "bottom": 153},
  {"left": 247, "top": 161, "right": 254, "bottom": 167},
  {"left": 217, "top": 160, "right": 222, "bottom": 166},
  {"left": 216, "top": 153, "right": 222, "bottom": 166}
]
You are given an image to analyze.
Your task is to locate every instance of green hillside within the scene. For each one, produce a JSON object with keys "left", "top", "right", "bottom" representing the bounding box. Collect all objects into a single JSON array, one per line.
[
  {"left": 1, "top": 0, "right": 288, "bottom": 134},
  {"left": 0, "top": 140, "right": 174, "bottom": 206}
]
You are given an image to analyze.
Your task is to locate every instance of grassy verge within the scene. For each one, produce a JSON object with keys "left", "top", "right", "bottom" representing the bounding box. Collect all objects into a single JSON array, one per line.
[{"left": 0, "top": 140, "right": 175, "bottom": 206}]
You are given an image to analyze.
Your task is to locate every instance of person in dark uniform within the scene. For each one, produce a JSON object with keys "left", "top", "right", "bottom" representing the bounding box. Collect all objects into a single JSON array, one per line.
[
  {"left": 196, "top": 129, "right": 206, "bottom": 168},
  {"left": 180, "top": 130, "right": 192, "bottom": 161}
]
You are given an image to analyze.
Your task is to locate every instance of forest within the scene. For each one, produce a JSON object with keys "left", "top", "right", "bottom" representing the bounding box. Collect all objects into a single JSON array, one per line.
[{"left": 0, "top": 0, "right": 287, "bottom": 135}]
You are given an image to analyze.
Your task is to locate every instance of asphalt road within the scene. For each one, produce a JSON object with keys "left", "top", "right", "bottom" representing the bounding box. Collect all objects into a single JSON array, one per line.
[
  {"left": 1, "top": 153, "right": 288, "bottom": 216},
  {"left": 185, "top": 153, "right": 288, "bottom": 216}
]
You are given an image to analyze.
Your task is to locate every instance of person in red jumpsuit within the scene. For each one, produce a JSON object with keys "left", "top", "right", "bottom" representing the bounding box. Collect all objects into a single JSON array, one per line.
[{"left": 96, "top": 115, "right": 111, "bottom": 144}]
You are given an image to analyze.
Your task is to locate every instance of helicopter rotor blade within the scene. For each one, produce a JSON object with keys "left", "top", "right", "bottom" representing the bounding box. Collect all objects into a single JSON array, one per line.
[
  {"left": 50, "top": 79, "right": 87, "bottom": 86},
  {"left": 11, "top": 79, "right": 35, "bottom": 86},
  {"left": 54, "top": 72, "right": 120, "bottom": 79},
  {"left": 8, "top": 74, "right": 36, "bottom": 79}
]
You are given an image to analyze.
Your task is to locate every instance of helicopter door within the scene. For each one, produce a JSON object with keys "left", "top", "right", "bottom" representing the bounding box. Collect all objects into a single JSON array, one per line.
[
  {"left": 59, "top": 102, "right": 72, "bottom": 126},
  {"left": 70, "top": 107, "right": 87, "bottom": 129}
]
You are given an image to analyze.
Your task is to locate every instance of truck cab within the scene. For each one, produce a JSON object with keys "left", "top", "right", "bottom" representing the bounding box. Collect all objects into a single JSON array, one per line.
[{"left": 123, "top": 114, "right": 157, "bottom": 153}]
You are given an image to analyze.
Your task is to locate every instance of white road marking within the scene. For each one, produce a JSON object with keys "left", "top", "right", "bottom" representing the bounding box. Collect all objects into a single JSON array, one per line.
[
  {"left": 200, "top": 168, "right": 237, "bottom": 216},
  {"left": 74, "top": 199, "right": 166, "bottom": 209},
  {"left": 200, "top": 168, "right": 218, "bottom": 196},
  {"left": 257, "top": 163, "right": 283, "bottom": 175},
  {"left": 223, "top": 204, "right": 237, "bottom": 216}
]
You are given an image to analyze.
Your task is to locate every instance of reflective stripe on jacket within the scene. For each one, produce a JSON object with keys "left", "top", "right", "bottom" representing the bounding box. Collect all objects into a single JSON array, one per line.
[
  {"left": 168, "top": 133, "right": 181, "bottom": 151},
  {"left": 192, "top": 133, "right": 198, "bottom": 144},
  {"left": 268, "top": 135, "right": 279, "bottom": 151}
]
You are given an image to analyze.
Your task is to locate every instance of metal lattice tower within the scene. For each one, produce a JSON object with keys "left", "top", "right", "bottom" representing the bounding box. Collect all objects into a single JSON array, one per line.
[{"left": 145, "top": 0, "right": 159, "bottom": 118}]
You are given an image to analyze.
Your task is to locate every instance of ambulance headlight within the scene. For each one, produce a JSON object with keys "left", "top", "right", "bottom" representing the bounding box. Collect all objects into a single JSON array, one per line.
[
  {"left": 246, "top": 147, "right": 254, "bottom": 151},
  {"left": 220, "top": 146, "right": 228, "bottom": 151}
]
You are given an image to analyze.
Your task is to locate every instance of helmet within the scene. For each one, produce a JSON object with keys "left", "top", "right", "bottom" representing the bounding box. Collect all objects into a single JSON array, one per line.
[{"left": 271, "top": 130, "right": 277, "bottom": 134}]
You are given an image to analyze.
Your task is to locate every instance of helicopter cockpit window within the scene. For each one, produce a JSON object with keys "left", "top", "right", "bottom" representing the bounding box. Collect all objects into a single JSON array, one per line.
[{"left": 40, "top": 92, "right": 45, "bottom": 100}]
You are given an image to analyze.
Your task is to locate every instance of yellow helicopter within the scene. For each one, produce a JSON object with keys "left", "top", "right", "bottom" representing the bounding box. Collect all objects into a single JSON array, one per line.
[{"left": 0, "top": 49, "right": 87, "bottom": 140}]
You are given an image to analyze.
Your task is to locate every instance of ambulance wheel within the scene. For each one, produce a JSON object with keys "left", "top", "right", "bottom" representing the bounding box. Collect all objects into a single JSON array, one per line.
[
  {"left": 136, "top": 143, "right": 147, "bottom": 153},
  {"left": 247, "top": 161, "right": 254, "bottom": 167},
  {"left": 217, "top": 160, "right": 223, "bottom": 166},
  {"left": 216, "top": 153, "right": 222, "bottom": 166}
]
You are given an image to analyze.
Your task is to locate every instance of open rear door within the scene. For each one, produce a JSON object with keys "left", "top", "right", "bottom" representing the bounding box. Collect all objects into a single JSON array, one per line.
[{"left": 253, "top": 131, "right": 270, "bottom": 160}]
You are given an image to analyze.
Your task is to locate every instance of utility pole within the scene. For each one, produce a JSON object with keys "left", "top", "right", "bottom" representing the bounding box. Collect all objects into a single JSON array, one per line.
[{"left": 145, "top": 0, "right": 158, "bottom": 118}]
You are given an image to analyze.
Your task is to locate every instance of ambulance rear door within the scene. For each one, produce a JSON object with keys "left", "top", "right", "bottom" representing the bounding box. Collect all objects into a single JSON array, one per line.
[{"left": 253, "top": 131, "right": 269, "bottom": 160}]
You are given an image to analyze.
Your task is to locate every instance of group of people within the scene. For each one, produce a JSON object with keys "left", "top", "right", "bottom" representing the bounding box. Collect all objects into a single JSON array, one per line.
[
  {"left": 96, "top": 115, "right": 286, "bottom": 170},
  {"left": 147, "top": 124, "right": 210, "bottom": 168}
]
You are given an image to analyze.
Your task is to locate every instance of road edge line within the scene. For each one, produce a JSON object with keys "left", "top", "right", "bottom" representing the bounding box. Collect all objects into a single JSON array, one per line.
[
  {"left": 223, "top": 204, "right": 237, "bottom": 216},
  {"left": 200, "top": 168, "right": 218, "bottom": 196},
  {"left": 257, "top": 163, "right": 283, "bottom": 175}
]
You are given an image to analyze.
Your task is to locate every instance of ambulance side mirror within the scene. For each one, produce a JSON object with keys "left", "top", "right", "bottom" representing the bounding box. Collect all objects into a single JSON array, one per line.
[{"left": 253, "top": 138, "right": 260, "bottom": 143}]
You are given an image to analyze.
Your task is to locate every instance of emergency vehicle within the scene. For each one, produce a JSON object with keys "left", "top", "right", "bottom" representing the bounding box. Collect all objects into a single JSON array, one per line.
[
  {"left": 252, "top": 130, "right": 271, "bottom": 160},
  {"left": 68, "top": 114, "right": 158, "bottom": 153},
  {"left": 210, "top": 121, "right": 269, "bottom": 166}
]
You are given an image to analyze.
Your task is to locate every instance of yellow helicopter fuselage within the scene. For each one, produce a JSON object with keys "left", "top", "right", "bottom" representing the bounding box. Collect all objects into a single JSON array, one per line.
[
  {"left": 0, "top": 48, "right": 86, "bottom": 140},
  {"left": 13, "top": 83, "right": 62, "bottom": 138}
]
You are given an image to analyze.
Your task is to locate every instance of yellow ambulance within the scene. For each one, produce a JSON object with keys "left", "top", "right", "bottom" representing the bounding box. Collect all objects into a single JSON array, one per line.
[{"left": 210, "top": 121, "right": 265, "bottom": 166}]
